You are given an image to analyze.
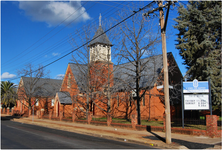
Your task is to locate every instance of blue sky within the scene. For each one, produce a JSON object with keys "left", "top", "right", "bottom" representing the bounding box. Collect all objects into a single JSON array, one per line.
[{"left": 1, "top": 1, "right": 187, "bottom": 85}]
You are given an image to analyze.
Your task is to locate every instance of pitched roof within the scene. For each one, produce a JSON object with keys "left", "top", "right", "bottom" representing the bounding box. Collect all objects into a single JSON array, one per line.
[
  {"left": 113, "top": 53, "right": 165, "bottom": 90},
  {"left": 68, "top": 52, "right": 181, "bottom": 91},
  {"left": 69, "top": 63, "right": 88, "bottom": 93},
  {"left": 56, "top": 91, "right": 72, "bottom": 104},
  {"left": 21, "top": 77, "right": 62, "bottom": 97},
  {"left": 88, "top": 26, "right": 112, "bottom": 47}
]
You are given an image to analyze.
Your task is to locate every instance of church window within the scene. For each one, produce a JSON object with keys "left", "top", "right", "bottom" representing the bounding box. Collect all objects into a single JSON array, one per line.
[
  {"left": 67, "top": 73, "right": 71, "bottom": 88},
  {"left": 128, "top": 95, "right": 131, "bottom": 107},
  {"left": 36, "top": 99, "right": 39, "bottom": 106},
  {"left": 143, "top": 94, "right": 145, "bottom": 106},
  {"left": 51, "top": 99, "right": 55, "bottom": 106}
]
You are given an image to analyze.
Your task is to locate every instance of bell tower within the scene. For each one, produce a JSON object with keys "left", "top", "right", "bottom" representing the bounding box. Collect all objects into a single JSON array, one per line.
[
  {"left": 89, "top": 14, "right": 112, "bottom": 62},
  {"left": 88, "top": 14, "right": 113, "bottom": 92}
]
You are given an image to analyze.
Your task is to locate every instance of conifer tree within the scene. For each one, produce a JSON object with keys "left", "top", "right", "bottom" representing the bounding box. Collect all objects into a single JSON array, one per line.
[{"left": 174, "top": 1, "right": 221, "bottom": 109}]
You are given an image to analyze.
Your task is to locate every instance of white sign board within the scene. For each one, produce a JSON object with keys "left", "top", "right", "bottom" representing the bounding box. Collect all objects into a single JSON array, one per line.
[
  {"left": 184, "top": 94, "right": 209, "bottom": 110},
  {"left": 183, "top": 79, "right": 209, "bottom": 93}
]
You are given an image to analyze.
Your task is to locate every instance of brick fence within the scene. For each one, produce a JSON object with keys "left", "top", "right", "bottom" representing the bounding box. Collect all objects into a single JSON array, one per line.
[
  {"left": 206, "top": 115, "right": 220, "bottom": 138},
  {"left": 9, "top": 109, "right": 221, "bottom": 138}
]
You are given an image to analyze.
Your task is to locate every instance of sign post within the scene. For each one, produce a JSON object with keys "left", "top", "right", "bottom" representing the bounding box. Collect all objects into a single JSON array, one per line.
[
  {"left": 182, "top": 79, "right": 211, "bottom": 128},
  {"left": 208, "top": 78, "right": 212, "bottom": 115},
  {"left": 181, "top": 79, "right": 184, "bottom": 128}
]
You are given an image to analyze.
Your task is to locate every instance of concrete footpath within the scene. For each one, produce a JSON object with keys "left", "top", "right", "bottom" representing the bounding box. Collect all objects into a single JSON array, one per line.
[{"left": 2, "top": 115, "right": 221, "bottom": 149}]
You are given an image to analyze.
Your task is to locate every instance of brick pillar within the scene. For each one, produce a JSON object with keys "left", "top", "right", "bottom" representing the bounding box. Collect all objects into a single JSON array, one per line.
[
  {"left": 49, "top": 111, "right": 52, "bottom": 120},
  {"left": 11, "top": 107, "right": 14, "bottom": 116},
  {"left": 37, "top": 110, "right": 40, "bottom": 119},
  {"left": 131, "top": 113, "right": 138, "bottom": 129},
  {"left": 72, "top": 110, "right": 76, "bottom": 122},
  {"left": 107, "top": 113, "right": 112, "bottom": 126},
  {"left": 60, "top": 111, "right": 63, "bottom": 121},
  {"left": 87, "top": 112, "right": 92, "bottom": 124},
  {"left": 206, "top": 115, "right": 218, "bottom": 138},
  {"left": 40, "top": 109, "right": 44, "bottom": 119},
  {"left": 29, "top": 109, "right": 32, "bottom": 116},
  {"left": 36, "top": 110, "right": 39, "bottom": 118},
  {"left": 7, "top": 108, "right": 10, "bottom": 115},
  {"left": 163, "top": 114, "right": 166, "bottom": 132}
]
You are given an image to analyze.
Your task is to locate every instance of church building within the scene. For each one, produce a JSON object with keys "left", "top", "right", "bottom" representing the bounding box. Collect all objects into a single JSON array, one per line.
[{"left": 53, "top": 17, "right": 183, "bottom": 121}]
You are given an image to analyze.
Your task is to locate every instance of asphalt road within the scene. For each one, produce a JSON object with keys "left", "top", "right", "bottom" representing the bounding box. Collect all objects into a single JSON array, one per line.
[{"left": 1, "top": 120, "right": 155, "bottom": 149}]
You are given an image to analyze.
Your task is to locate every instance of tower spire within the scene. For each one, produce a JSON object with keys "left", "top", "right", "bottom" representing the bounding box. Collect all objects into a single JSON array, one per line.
[{"left": 99, "top": 13, "right": 101, "bottom": 26}]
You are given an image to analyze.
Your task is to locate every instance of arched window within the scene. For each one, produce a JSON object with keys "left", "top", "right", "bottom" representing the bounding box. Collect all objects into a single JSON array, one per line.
[
  {"left": 36, "top": 99, "right": 39, "bottom": 106},
  {"left": 143, "top": 95, "right": 145, "bottom": 106},
  {"left": 67, "top": 73, "right": 71, "bottom": 88},
  {"left": 51, "top": 99, "right": 55, "bottom": 106}
]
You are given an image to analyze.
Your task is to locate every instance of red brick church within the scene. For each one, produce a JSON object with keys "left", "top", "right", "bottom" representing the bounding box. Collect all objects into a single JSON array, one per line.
[
  {"left": 53, "top": 23, "right": 183, "bottom": 121},
  {"left": 15, "top": 21, "right": 182, "bottom": 121}
]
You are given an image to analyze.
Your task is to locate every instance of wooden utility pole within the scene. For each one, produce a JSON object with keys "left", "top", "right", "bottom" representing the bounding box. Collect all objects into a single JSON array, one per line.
[{"left": 158, "top": 1, "right": 171, "bottom": 144}]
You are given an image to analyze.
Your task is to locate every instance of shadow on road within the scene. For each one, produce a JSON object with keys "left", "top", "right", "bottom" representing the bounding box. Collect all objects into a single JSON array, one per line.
[
  {"left": 1, "top": 115, "right": 22, "bottom": 121},
  {"left": 145, "top": 126, "right": 214, "bottom": 149}
]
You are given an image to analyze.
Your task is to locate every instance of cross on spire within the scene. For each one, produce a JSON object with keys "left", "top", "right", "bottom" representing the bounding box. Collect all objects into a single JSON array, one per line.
[{"left": 99, "top": 13, "right": 101, "bottom": 26}]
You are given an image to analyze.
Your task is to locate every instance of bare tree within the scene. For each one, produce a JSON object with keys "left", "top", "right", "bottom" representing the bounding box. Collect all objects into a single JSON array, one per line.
[{"left": 112, "top": 2, "right": 162, "bottom": 125}]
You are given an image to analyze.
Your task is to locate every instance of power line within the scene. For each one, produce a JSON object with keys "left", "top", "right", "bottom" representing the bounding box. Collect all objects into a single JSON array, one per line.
[
  {"left": 3, "top": 1, "right": 128, "bottom": 72},
  {"left": 3, "top": 1, "right": 89, "bottom": 67},
  {"left": 9, "top": 1, "right": 155, "bottom": 81}
]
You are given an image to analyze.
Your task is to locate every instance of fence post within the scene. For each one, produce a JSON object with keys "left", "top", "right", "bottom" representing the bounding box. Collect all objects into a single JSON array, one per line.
[
  {"left": 11, "top": 107, "right": 14, "bottom": 116},
  {"left": 49, "top": 111, "right": 52, "bottom": 120},
  {"left": 206, "top": 115, "right": 218, "bottom": 138},
  {"left": 40, "top": 109, "right": 44, "bottom": 119},
  {"left": 87, "top": 112, "right": 92, "bottom": 124},
  {"left": 107, "top": 113, "right": 112, "bottom": 126},
  {"left": 38, "top": 110, "right": 41, "bottom": 119},
  {"left": 36, "top": 110, "right": 39, "bottom": 118},
  {"left": 29, "top": 109, "right": 32, "bottom": 116},
  {"left": 7, "top": 107, "right": 10, "bottom": 115},
  {"left": 72, "top": 110, "right": 76, "bottom": 122},
  {"left": 131, "top": 113, "right": 138, "bottom": 129},
  {"left": 60, "top": 111, "right": 63, "bottom": 121}
]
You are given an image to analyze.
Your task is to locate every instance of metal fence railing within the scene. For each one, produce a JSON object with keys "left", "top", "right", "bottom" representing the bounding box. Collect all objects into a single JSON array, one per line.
[
  {"left": 171, "top": 118, "right": 222, "bottom": 130},
  {"left": 171, "top": 118, "right": 206, "bottom": 130}
]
